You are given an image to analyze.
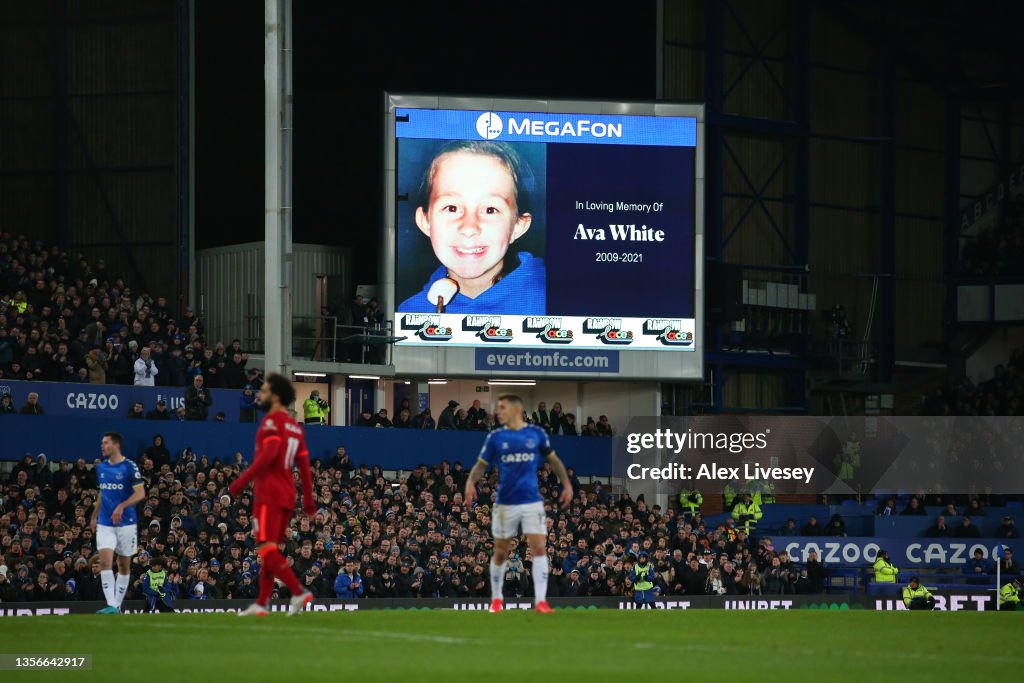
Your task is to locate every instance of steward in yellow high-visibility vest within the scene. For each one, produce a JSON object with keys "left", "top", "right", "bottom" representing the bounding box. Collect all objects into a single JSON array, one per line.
[
  {"left": 747, "top": 480, "right": 761, "bottom": 507},
  {"left": 141, "top": 557, "right": 174, "bottom": 612},
  {"left": 835, "top": 437, "right": 861, "bottom": 480},
  {"left": 747, "top": 480, "right": 776, "bottom": 507},
  {"left": 630, "top": 551, "right": 656, "bottom": 608},
  {"left": 8, "top": 296, "right": 27, "bottom": 314},
  {"left": 723, "top": 483, "right": 738, "bottom": 511},
  {"left": 902, "top": 577, "right": 935, "bottom": 610},
  {"left": 302, "top": 390, "right": 328, "bottom": 425},
  {"left": 872, "top": 550, "right": 899, "bottom": 583},
  {"left": 679, "top": 488, "right": 702, "bottom": 516},
  {"left": 731, "top": 493, "right": 762, "bottom": 534},
  {"left": 999, "top": 577, "right": 1021, "bottom": 611}
]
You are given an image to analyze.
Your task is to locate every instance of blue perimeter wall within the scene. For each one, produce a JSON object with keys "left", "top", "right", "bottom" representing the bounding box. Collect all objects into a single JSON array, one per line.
[{"left": 0, "top": 415, "right": 613, "bottom": 476}]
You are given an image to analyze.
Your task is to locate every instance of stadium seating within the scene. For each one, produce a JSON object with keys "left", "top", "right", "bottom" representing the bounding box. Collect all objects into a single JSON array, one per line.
[
  {"left": 2, "top": 421, "right": 1018, "bottom": 605},
  {"left": 921, "top": 342, "right": 1024, "bottom": 417},
  {"left": 0, "top": 232, "right": 256, "bottom": 390}
]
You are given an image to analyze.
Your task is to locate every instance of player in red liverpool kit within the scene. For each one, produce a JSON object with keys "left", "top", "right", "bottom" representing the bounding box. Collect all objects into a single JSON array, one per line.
[{"left": 228, "top": 373, "right": 318, "bottom": 616}]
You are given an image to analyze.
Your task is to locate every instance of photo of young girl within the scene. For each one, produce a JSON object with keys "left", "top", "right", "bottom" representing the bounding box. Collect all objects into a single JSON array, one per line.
[{"left": 396, "top": 140, "right": 546, "bottom": 315}]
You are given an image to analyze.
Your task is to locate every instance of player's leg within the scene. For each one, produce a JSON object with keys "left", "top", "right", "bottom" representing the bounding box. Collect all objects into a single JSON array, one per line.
[
  {"left": 258, "top": 541, "right": 304, "bottom": 599},
  {"left": 251, "top": 505, "right": 310, "bottom": 616},
  {"left": 525, "top": 534, "right": 551, "bottom": 611},
  {"left": 490, "top": 504, "right": 514, "bottom": 611},
  {"left": 240, "top": 504, "right": 276, "bottom": 615},
  {"left": 490, "top": 537, "right": 512, "bottom": 609},
  {"left": 523, "top": 502, "right": 551, "bottom": 612},
  {"left": 114, "top": 553, "right": 132, "bottom": 610},
  {"left": 112, "top": 526, "right": 136, "bottom": 610},
  {"left": 259, "top": 539, "right": 312, "bottom": 615},
  {"left": 95, "top": 526, "right": 119, "bottom": 613}
]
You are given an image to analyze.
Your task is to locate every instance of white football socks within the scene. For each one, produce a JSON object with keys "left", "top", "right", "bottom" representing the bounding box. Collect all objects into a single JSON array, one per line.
[
  {"left": 490, "top": 560, "right": 508, "bottom": 601},
  {"left": 532, "top": 556, "right": 549, "bottom": 604},
  {"left": 101, "top": 569, "right": 116, "bottom": 607},
  {"left": 114, "top": 573, "right": 131, "bottom": 608}
]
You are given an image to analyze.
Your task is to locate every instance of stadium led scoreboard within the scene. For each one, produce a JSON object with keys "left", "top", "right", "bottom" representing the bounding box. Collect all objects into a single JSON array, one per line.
[{"left": 382, "top": 95, "right": 705, "bottom": 380}]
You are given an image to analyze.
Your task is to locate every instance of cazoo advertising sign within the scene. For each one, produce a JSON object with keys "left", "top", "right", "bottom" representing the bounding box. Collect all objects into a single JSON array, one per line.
[
  {"left": 0, "top": 379, "right": 247, "bottom": 422},
  {"left": 775, "top": 537, "right": 1022, "bottom": 567}
]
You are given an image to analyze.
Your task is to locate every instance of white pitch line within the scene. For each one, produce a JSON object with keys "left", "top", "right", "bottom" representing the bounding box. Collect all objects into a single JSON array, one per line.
[{"left": 146, "top": 620, "right": 468, "bottom": 645}]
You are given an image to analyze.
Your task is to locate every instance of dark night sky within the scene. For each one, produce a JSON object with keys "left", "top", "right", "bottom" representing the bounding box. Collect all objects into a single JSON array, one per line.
[{"left": 195, "top": 1, "right": 656, "bottom": 285}]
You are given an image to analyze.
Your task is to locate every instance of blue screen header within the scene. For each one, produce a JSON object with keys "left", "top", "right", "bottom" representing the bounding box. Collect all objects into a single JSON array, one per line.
[{"left": 396, "top": 108, "right": 697, "bottom": 147}]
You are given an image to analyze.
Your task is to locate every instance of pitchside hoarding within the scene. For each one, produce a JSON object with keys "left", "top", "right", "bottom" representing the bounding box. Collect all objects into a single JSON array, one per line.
[
  {"left": 0, "top": 594, "right": 999, "bottom": 616},
  {"left": 382, "top": 95, "right": 704, "bottom": 380}
]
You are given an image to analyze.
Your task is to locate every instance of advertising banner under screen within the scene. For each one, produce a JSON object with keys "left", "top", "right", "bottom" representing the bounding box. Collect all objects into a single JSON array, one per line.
[{"left": 393, "top": 107, "right": 699, "bottom": 352}]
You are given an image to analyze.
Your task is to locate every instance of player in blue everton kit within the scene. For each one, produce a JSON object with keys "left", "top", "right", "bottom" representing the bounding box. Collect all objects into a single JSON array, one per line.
[
  {"left": 397, "top": 140, "right": 546, "bottom": 315},
  {"left": 465, "top": 394, "right": 573, "bottom": 613},
  {"left": 90, "top": 432, "right": 146, "bottom": 614}
]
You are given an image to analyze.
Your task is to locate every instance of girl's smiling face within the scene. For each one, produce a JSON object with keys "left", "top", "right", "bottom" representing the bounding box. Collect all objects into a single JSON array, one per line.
[{"left": 416, "top": 150, "right": 532, "bottom": 297}]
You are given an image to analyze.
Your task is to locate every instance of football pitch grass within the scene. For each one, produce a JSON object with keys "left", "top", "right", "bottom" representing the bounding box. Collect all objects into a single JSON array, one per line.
[{"left": 4, "top": 610, "right": 1021, "bottom": 681}]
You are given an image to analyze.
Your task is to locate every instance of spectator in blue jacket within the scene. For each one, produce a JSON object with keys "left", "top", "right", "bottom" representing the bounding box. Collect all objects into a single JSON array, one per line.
[
  {"left": 239, "top": 384, "right": 258, "bottom": 423},
  {"left": 165, "top": 346, "right": 187, "bottom": 386},
  {"left": 964, "top": 548, "right": 994, "bottom": 584},
  {"left": 334, "top": 558, "right": 363, "bottom": 598},
  {"left": 996, "top": 515, "right": 1019, "bottom": 539},
  {"left": 235, "top": 571, "right": 258, "bottom": 600}
]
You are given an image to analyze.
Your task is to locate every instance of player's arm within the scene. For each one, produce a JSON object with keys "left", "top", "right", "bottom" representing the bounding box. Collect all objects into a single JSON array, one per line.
[
  {"left": 113, "top": 482, "right": 146, "bottom": 525},
  {"left": 228, "top": 435, "right": 280, "bottom": 496},
  {"left": 539, "top": 429, "right": 572, "bottom": 508},
  {"left": 90, "top": 490, "right": 101, "bottom": 531},
  {"left": 545, "top": 451, "right": 573, "bottom": 508},
  {"left": 297, "top": 434, "right": 317, "bottom": 517},
  {"left": 464, "top": 459, "right": 488, "bottom": 507}
]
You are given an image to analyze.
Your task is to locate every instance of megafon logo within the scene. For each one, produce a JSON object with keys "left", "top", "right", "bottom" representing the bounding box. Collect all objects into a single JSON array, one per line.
[
  {"left": 400, "top": 314, "right": 452, "bottom": 341},
  {"left": 584, "top": 318, "right": 633, "bottom": 346},
  {"left": 476, "top": 112, "right": 625, "bottom": 140},
  {"left": 476, "top": 112, "right": 503, "bottom": 140},
  {"left": 523, "top": 317, "right": 573, "bottom": 345},
  {"left": 642, "top": 319, "right": 693, "bottom": 347},
  {"left": 463, "top": 315, "right": 513, "bottom": 343}
]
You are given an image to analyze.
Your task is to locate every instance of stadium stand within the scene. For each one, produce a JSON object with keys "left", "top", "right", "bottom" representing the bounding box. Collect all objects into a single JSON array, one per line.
[
  {"left": 360, "top": 397, "right": 612, "bottom": 436},
  {"left": 0, "top": 232, "right": 255, "bottom": 389},
  {"left": 2, "top": 439, "right": 1019, "bottom": 603},
  {"left": 921, "top": 344, "right": 1023, "bottom": 416},
  {"left": 1, "top": 229, "right": 1017, "bottom": 606}
]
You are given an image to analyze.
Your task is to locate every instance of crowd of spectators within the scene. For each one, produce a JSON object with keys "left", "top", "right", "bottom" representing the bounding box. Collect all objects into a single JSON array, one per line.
[
  {"left": 1, "top": 440, "right": 826, "bottom": 604},
  {"left": 0, "top": 232, "right": 260, "bottom": 390},
  {"left": 959, "top": 197, "right": 1024, "bottom": 277},
  {"left": 353, "top": 397, "right": 615, "bottom": 437},
  {"left": 921, "top": 344, "right": 1023, "bottom": 416}
]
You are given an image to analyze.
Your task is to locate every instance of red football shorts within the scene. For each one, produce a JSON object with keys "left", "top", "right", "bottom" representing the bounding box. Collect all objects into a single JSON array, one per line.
[{"left": 254, "top": 503, "right": 293, "bottom": 545}]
